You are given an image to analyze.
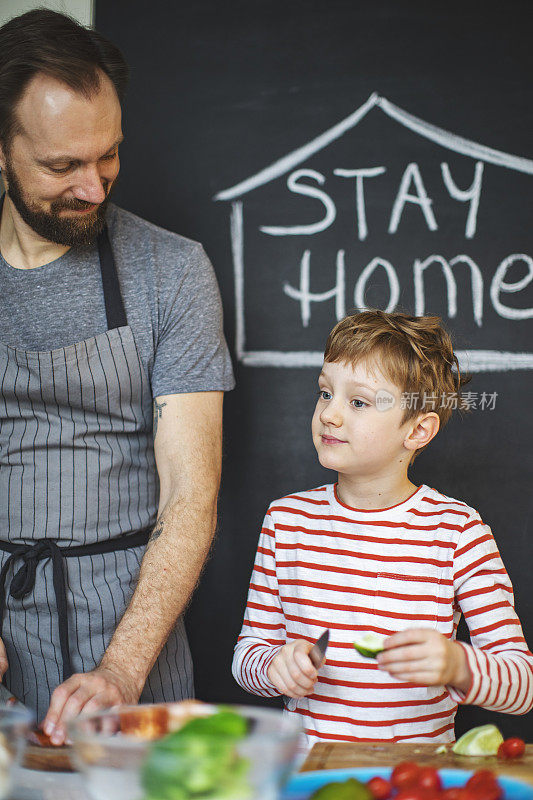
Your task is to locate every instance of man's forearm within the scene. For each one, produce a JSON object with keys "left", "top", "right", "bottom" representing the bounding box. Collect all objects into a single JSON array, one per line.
[
  {"left": 42, "top": 393, "right": 223, "bottom": 744},
  {"left": 99, "top": 492, "right": 218, "bottom": 693}
]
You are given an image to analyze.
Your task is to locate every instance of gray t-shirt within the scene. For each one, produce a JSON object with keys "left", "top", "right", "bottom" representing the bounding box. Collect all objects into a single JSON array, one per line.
[{"left": 0, "top": 203, "right": 234, "bottom": 397}]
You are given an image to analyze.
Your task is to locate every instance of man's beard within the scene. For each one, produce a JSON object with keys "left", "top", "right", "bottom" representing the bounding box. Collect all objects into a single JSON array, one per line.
[{"left": 3, "top": 157, "right": 114, "bottom": 247}]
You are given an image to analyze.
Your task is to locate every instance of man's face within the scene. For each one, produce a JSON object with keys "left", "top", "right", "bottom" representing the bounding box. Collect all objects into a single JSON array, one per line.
[
  {"left": 0, "top": 71, "right": 123, "bottom": 247},
  {"left": 311, "top": 359, "right": 415, "bottom": 480}
]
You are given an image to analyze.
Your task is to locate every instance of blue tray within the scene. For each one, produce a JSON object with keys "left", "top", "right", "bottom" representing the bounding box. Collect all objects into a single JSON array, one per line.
[{"left": 282, "top": 767, "right": 533, "bottom": 799}]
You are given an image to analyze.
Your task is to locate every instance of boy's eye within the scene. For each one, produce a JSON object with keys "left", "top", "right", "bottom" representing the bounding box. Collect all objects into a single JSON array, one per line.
[
  {"left": 351, "top": 398, "right": 368, "bottom": 409},
  {"left": 318, "top": 389, "right": 332, "bottom": 401}
]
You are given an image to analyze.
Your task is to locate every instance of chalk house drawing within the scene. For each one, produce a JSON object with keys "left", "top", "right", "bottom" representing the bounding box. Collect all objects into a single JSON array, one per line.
[{"left": 214, "top": 93, "right": 533, "bottom": 370}]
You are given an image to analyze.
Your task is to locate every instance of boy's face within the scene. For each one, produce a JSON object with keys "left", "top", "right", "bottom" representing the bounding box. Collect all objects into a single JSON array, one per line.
[{"left": 312, "top": 358, "right": 415, "bottom": 479}]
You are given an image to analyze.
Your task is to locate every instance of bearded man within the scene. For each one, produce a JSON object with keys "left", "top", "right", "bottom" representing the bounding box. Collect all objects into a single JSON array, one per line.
[{"left": 0, "top": 9, "right": 233, "bottom": 744}]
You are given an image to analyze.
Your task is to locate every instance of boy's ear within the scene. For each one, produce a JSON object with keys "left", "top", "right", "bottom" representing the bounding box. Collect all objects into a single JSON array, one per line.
[{"left": 403, "top": 412, "right": 440, "bottom": 453}]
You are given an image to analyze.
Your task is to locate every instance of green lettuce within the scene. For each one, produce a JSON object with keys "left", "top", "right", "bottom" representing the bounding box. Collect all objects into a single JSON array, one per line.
[{"left": 141, "top": 709, "right": 252, "bottom": 800}]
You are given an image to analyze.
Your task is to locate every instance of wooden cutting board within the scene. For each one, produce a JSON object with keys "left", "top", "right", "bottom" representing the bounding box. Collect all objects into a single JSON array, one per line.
[
  {"left": 22, "top": 744, "right": 73, "bottom": 772},
  {"left": 19, "top": 699, "right": 202, "bottom": 772},
  {"left": 301, "top": 743, "right": 533, "bottom": 785}
]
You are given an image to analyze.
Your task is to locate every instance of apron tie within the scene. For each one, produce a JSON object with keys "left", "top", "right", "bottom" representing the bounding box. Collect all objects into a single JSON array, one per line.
[
  {"left": 0, "top": 540, "right": 72, "bottom": 680},
  {"left": 0, "top": 528, "right": 151, "bottom": 682},
  {"left": 10, "top": 540, "right": 62, "bottom": 599}
]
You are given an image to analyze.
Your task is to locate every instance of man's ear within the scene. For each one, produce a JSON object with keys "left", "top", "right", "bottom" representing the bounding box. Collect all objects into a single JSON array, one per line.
[{"left": 404, "top": 412, "right": 440, "bottom": 453}]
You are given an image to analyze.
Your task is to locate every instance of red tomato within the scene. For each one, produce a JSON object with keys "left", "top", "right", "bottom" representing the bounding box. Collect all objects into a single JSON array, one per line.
[
  {"left": 416, "top": 767, "right": 443, "bottom": 792},
  {"left": 498, "top": 737, "right": 526, "bottom": 760},
  {"left": 391, "top": 761, "right": 421, "bottom": 789},
  {"left": 466, "top": 771, "right": 502, "bottom": 800},
  {"left": 468, "top": 785, "right": 502, "bottom": 800},
  {"left": 395, "top": 789, "right": 438, "bottom": 800},
  {"left": 466, "top": 770, "right": 499, "bottom": 789},
  {"left": 440, "top": 790, "right": 476, "bottom": 800},
  {"left": 366, "top": 775, "right": 392, "bottom": 799}
]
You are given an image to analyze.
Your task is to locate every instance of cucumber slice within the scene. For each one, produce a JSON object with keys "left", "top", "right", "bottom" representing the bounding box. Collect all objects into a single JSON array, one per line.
[
  {"left": 452, "top": 724, "right": 504, "bottom": 756},
  {"left": 353, "top": 633, "right": 387, "bottom": 658}
]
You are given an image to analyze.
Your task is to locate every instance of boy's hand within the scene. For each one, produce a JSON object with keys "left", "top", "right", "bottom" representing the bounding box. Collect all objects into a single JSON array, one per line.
[
  {"left": 377, "top": 628, "right": 471, "bottom": 692},
  {"left": 267, "top": 640, "right": 321, "bottom": 698}
]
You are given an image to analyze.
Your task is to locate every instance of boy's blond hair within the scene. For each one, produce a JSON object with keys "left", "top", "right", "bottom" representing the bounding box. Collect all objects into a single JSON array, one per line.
[{"left": 324, "top": 310, "right": 468, "bottom": 432}]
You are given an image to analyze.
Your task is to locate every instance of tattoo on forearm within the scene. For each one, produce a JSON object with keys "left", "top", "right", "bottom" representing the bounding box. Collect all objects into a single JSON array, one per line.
[
  {"left": 152, "top": 399, "right": 167, "bottom": 437},
  {"left": 149, "top": 519, "right": 164, "bottom": 545}
]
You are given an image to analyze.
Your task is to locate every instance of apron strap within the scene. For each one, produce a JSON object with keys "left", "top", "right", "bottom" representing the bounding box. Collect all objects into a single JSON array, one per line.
[
  {"left": 0, "top": 193, "right": 127, "bottom": 331},
  {"left": 97, "top": 225, "right": 128, "bottom": 330},
  {"left": 0, "top": 528, "right": 151, "bottom": 682}
]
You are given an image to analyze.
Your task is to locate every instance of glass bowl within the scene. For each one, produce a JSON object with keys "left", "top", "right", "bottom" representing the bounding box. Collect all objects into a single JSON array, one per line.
[
  {"left": 69, "top": 701, "right": 301, "bottom": 800},
  {"left": 0, "top": 704, "right": 33, "bottom": 798}
]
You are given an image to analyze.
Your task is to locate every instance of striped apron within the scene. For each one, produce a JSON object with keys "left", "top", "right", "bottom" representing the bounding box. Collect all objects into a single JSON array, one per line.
[{"left": 0, "top": 221, "right": 193, "bottom": 720}]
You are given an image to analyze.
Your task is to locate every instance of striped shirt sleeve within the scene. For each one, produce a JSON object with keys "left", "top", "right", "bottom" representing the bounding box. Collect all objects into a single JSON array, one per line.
[
  {"left": 232, "top": 510, "right": 285, "bottom": 697},
  {"left": 448, "top": 514, "right": 533, "bottom": 714}
]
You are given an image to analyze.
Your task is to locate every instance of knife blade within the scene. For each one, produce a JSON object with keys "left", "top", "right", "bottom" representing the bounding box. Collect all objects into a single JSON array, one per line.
[
  {"left": 309, "top": 629, "right": 329, "bottom": 669},
  {"left": 0, "top": 681, "right": 30, "bottom": 712}
]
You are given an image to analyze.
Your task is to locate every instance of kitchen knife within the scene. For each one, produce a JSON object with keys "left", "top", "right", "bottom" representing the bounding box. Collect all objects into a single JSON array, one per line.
[
  {"left": 309, "top": 628, "right": 330, "bottom": 668},
  {"left": 284, "top": 629, "right": 330, "bottom": 712}
]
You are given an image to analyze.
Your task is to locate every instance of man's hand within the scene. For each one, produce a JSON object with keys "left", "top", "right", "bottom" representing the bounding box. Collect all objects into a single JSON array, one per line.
[
  {"left": 377, "top": 628, "right": 471, "bottom": 692},
  {"left": 42, "top": 665, "right": 141, "bottom": 745},
  {"left": 267, "top": 640, "right": 321, "bottom": 698}
]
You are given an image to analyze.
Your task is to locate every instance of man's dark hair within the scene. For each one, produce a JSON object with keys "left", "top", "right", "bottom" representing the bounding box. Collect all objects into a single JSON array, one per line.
[{"left": 0, "top": 8, "right": 129, "bottom": 151}]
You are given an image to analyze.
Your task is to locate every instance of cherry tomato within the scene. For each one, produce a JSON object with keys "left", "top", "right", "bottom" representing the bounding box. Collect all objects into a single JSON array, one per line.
[
  {"left": 466, "top": 770, "right": 502, "bottom": 800},
  {"left": 497, "top": 737, "right": 526, "bottom": 760},
  {"left": 440, "top": 790, "right": 464, "bottom": 800},
  {"left": 469, "top": 784, "right": 502, "bottom": 800},
  {"left": 391, "top": 761, "right": 421, "bottom": 789},
  {"left": 395, "top": 789, "right": 438, "bottom": 800},
  {"left": 440, "top": 790, "right": 476, "bottom": 800},
  {"left": 416, "top": 767, "right": 442, "bottom": 792},
  {"left": 366, "top": 775, "right": 392, "bottom": 799},
  {"left": 466, "top": 770, "right": 499, "bottom": 789}
]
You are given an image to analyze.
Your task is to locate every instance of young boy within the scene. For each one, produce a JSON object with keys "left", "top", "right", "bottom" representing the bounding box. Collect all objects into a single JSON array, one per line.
[{"left": 232, "top": 310, "right": 533, "bottom": 747}]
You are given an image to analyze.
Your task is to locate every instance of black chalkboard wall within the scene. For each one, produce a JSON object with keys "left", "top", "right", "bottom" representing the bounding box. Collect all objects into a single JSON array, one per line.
[{"left": 96, "top": 1, "right": 533, "bottom": 738}]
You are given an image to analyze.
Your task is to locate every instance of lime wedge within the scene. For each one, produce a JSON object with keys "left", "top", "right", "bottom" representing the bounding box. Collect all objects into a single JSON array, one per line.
[
  {"left": 452, "top": 724, "right": 504, "bottom": 756},
  {"left": 353, "top": 633, "right": 387, "bottom": 658}
]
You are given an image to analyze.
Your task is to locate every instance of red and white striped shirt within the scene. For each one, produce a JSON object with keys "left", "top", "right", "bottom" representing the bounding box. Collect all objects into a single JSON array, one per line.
[{"left": 232, "top": 483, "right": 533, "bottom": 748}]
